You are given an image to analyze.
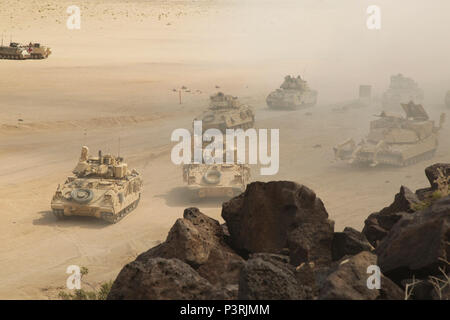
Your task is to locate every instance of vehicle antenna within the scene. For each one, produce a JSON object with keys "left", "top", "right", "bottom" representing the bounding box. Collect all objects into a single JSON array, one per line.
[{"left": 118, "top": 136, "right": 121, "bottom": 157}]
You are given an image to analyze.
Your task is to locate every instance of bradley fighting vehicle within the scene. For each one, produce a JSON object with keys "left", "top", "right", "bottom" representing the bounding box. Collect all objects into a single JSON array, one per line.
[
  {"left": 51, "top": 146, "right": 143, "bottom": 223},
  {"left": 182, "top": 162, "right": 251, "bottom": 200},
  {"left": 266, "top": 75, "right": 318, "bottom": 110},
  {"left": 382, "top": 74, "right": 424, "bottom": 109},
  {"left": 334, "top": 102, "right": 446, "bottom": 167},
  {"left": 0, "top": 42, "right": 51, "bottom": 59},
  {"left": 194, "top": 92, "right": 255, "bottom": 132}
]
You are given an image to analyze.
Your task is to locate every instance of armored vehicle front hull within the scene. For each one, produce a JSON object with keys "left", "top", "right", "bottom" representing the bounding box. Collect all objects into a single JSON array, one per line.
[
  {"left": 266, "top": 89, "right": 317, "bottom": 110},
  {"left": 188, "top": 185, "right": 244, "bottom": 199},
  {"left": 28, "top": 45, "right": 51, "bottom": 59},
  {"left": 201, "top": 109, "right": 255, "bottom": 132},
  {"left": 51, "top": 186, "right": 141, "bottom": 224},
  {"left": 334, "top": 135, "right": 438, "bottom": 167},
  {"left": 183, "top": 163, "right": 250, "bottom": 201}
]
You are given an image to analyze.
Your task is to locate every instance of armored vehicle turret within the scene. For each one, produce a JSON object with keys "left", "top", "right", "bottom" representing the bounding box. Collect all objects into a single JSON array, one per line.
[
  {"left": 266, "top": 75, "right": 318, "bottom": 110},
  {"left": 382, "top": 74, "right": 424, "bottom": 109},
  {"left": 0, "top": 42, "right": 30, "bottom": 59},
  {"left": 182, "top": 163, "right": 250, "bottom": 200},
  {"left": 51, "top": 146, "right": 143, "bottom": 223},
  {"left": 194, "top": 92, "right": 255, "bottom": 133},
  {"left": 334, "top": 102, "right": 446, "bottom": 167}
]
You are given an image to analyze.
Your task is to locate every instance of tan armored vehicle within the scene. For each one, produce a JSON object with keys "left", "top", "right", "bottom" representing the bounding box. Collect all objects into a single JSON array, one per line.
[
  {"left": 445, "top": 91, "right": 450, "bottom": 108},
  {"left": 51, "top": 146, "right": 143, "bottom": 223},
  {"left": 266, "top": 75, "right": 318, "bottom": 110},
  {"left": 382, "top": 74, "right": 424, "bottom": 109},
  {"left": 25, "top": 42, "right": 51, "bottom": 59},
  {"left": 182, "top": 163, "right": 250, "bottom": 200},
  {"left": 0, "top": 42, "right": 31, "bottom": 59},
  {"left": 194, "top": 92, "right": 255, "bottom": 133},
  {"left": 334, "top": 102, "right": 446, "bottom": 167}
]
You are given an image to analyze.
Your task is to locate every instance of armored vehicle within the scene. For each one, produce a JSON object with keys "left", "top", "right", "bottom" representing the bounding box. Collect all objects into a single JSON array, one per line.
[
  {"left": 194, "top": 92, "right": 255, "bottom": 133},
  {"left": 182, "top": 163, "right": 250, "bottom": 200},
  {"left": 382, "top": 74, "right": 424, "bottom": 109},
  {"left": 51, "top": 146, "right": 143, "bottom": 223},
  {"left": 0, "top": 42, "right": 30, "bottom": 59},
  {"left": 334, "top": 102, "right": 446, "bottom": 167},
  {"left": 445, "top": 91, "right": 450, "bottom": 108},
  {"left": 25, "top": 42, "right": 51, "bottom": 59},
  {"left": 266, "top": 75, "right": 318, "bottom": 110}
]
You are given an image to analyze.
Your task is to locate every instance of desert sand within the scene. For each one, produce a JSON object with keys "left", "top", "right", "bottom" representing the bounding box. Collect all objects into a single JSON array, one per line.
[{"left": 0, "top": 0, "right": 449, "bottom": 298}]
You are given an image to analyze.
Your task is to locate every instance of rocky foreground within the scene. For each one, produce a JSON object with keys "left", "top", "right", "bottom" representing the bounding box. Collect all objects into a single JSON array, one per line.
[{"left": 107, "top": 164, "right": 450, "bottom": 300}]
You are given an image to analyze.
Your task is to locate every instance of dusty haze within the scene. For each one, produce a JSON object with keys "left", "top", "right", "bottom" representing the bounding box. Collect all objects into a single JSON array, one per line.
[{"left": 0, "top": 0, "right": 449, "bottom": 298}]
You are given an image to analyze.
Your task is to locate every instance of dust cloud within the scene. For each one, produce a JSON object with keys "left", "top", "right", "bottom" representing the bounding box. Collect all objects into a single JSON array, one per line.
[{"left": 0, "top": 0, "right": 448, "bottom": 298}]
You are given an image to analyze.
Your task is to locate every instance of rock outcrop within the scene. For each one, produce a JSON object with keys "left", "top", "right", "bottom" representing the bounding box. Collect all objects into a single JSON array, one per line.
[
  {"left": 319, "top": 251, "right": 403, "bottom": 300},
  {"left": 238, "top": 253, "right": 313, "bottom": 300},
  {"left": 222, "top": 181, "right": 334, "bottom": 266},
  {"left": 108, "top": 165, "right": 449, "bottom": 300},
  {"left": 376, "top": 196, "right": 450, "bottom": 283},
  {"left": 362, "top": 186, "right": 419, "bottom": 247},
  {"left": 332, "top": 227, "right": 373, "bottom": 261},
  {"left": 135, "top": 207, "right": 244, "bottom": 289},
  {"left": 425, "top": 163, "right": 450, "bottom": 190},
  {"left": 107, "top": 258, "right": 228, "bottom": 300}
]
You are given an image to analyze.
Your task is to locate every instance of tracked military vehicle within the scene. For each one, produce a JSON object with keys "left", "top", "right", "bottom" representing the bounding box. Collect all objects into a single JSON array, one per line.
[
  {"left": 445, "top": 91, "right": 450, "bottom": 108},
  {"left": 0, "top": 42, "right": 51, "bottom": 59},
  {"left": 0, "top": 42, "right": 30, "bottom": 59},
  {"left": 182, "top": 163, "right": 250, "bottom": 200},
  {"left": 382, "top": 74, "right": 424, "bottom": 109},
  {"left": 51, "top": 146, "right": 143, "bottom": 223},
  {"left": 194, "top": 92, "right": 255, "bottom": 133},
  {"left": 266, "top": 75, "right": 318, "bottom": 110},
  {"left": 334, "top": 102, "right": 446, "bottom": 167}
]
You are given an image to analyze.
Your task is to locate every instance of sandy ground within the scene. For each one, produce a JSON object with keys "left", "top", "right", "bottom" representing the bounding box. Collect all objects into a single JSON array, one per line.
[{"left": 0, "top": 0, "right": 449, "bottom": 299}]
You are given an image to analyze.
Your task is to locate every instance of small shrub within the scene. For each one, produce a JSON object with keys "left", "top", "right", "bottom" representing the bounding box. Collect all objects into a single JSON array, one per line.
[{"left": 58, "top": 266, "right": 112, "bottom": 300}]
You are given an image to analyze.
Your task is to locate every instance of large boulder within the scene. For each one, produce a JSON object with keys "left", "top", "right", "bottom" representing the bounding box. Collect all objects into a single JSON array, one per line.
[
  {"left": 137, "top": 207, "right": 244, "bottom": 287},
  {"left": 332, "top": 227, "right": 373, "bottom": 261},
  {"left": 107, "top": 258, "right": 228, "bottom": 300},
  {"left": 319, "top": 251, "right": 403, "bottom": 300},
  {"left": 362, "top": 186, "right": 419, "bottom": 247},
  {"left": 425, "top": 163, "right": 450, "bottom": 190},
  {"left": 376, "top": 196, "right": 450, "bottom": 283},
  {"left": 222, "top": 181, "right": 335, "bottom": 266},
  {"left": 238, "top": 253, "right": 313, "bottom": 300}
]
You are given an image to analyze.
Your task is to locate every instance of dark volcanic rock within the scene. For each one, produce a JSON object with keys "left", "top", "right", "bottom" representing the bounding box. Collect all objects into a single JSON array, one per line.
[
  {"left": 425, "top": 163, "right": 450, "bottom": 190},
  {"left": 137, "top": 207, "right": 244, "bottom": 287},
  {"left": 362, "top": 186, "right": 419, "bottom": 247},
  {"left": 238, "top": 253, "right": 313, "bottom": 300},
  {"left": 107, "top": 258, "right": 227, "bottom": 300},
  {"left": 376, "top": 196, "right": 450, "bottom": 283},
  {"left": 319, "top": 251, "right": 403, "bottom": 300},
  {"left": 332, "top": 227, "right": 373, "bottom": 261},
  {"left": 222, "top": 181, "right": 335, "bottom": 266}
]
